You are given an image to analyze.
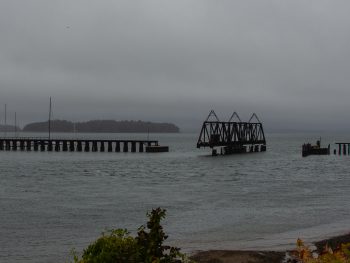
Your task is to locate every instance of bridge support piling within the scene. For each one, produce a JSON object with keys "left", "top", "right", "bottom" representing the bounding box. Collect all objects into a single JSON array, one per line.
[
  {"left": 63, "top": 141, "right": 68, "bottom": 151},
  {"left": 26, "top": 140, "right": 31, "bottom": 151},
  {"left": 123, "top": 142, "right": 128, "bottom": 152},
  {"left": 69, "top": 141, "right": 75, "bottom": 151},
  {"left": 0, "top": 138, "right": 160, "bottom": 154},
  {"left": 131, "top": 142, "right": 136, "bottom": 152},
  {"left": 100, "top": 142, "right": 105, "bottom": 152},
  {"left": 139, "top": 142, "right": 144, "bottom": 152},
  {"left": 20, "top": 140, "right": 25, "bottom": 151},
  {"left": 34, "top": 141, "right": 38, "bottom": 151},
  {"left": 12, "top": 140, "right": 17, "bottom": 151},
  {"left": 55, "top": 141, "right": 60, "bottom": 151},
  {"left": 84, "top": 141, "right": 90, "bottom": 152},
  {"left": 5, "top": 140, "right": 11, "bottom": 150},
  {"left": 48, "top": 141, "right": 53, "bottom": 151},
  {"left": 92, "top": 141, "right": 97, "bottom": 152},
  {"left": 77, "top": 141, "right": 82, "bottom": 152},
  {"left": 40, "top": 141, "right": 45, "bottom": 151},
  {"left": 115, "top": 142, "right": 120, "bottom": 152}
]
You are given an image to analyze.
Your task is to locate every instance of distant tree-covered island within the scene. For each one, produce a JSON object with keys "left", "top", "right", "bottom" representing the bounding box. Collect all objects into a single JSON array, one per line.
[{"left": 22, "top": 120, "right": 180, "bottom": 133}]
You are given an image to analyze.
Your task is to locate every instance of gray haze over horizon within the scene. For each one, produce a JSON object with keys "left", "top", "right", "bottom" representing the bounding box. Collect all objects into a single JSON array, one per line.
[{"left": 1, "top": 0, "right": 350, "bottom": 132}]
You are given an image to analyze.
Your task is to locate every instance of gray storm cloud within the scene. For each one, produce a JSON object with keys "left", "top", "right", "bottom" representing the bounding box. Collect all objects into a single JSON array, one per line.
[{"left": 1, "top": 0, "right": 350, "bottom": 131}]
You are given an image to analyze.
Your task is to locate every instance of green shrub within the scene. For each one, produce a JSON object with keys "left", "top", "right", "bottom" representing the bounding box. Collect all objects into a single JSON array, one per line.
[
  {"left": 72, "top": 208, "right": 193, "bottom": 263},
  {"left": 77, "top": 229, "right": 139, "bottom": 263}
]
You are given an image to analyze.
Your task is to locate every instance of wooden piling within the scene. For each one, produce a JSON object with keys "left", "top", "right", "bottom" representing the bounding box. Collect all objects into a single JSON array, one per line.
[
  {"left": 77, "top": 141, "right": 82, "bottom": 152},
  {"left": 40, "top": 141, "right": 45, "bottom": 151},
  {"left": 69, "top": 141, "right": 75, "bottom": 151},
  {"left": 115, "top": 142, "right": 120, "bottom": 152},
  {"left": 55, "top": 141, "right": 60, "bottom": 151},
  {"left": 84, "top": 141, "right": 90, "bottom": 152},
  {"left": 123, "top": 142, "right": 128, "bottom": 152},
  {"left": 48, "top": 141, "right": 53, "bottom": 151},
  {"left": 131, "top": 142, "right": 136, "bottom": 152},
  {"left": 20, "top": 140, "right": 25, "bottom": 151},
  {"left": 63, "top": 141, "right": 68, "bottom": 151},
  {"left": 0, "top": 138, "right": 159, "bottom": 154},
  {"left": 12, "top": 140, "right": 17, "bottom": 151},
  {"left": 100, "top": 141, "right": 105, "bottom": 152},
  {"left": 26, "top": 140, "right": 31, "bottom": 151},
  {"left": 92, "top": 141, "right": 97, "bottom": 152},
  {"left": 34, "top": 141, "right": 38, "bottom": 151},
  {"left": 6, "top": 140, "right": 11, "bottom": 151},
  {"left": 139, "top": 142, "right": 144, "bottom": 152}
]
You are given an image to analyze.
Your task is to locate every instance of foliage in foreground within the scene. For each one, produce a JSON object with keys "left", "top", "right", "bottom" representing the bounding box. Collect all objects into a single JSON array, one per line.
[
  {"left": 292, "top": 238, "right": 350, "bottom": 263},
  {"left": 72, "top": 208, "right": 193, "bottom": 263}
]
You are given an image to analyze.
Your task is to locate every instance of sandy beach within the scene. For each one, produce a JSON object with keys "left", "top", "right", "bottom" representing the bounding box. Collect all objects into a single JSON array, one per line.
[{"left": 190, "top": 233, "right": 350, "bottom": 263}]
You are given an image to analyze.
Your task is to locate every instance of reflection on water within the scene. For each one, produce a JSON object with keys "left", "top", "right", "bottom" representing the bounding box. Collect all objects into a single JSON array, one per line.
[{"left": 1, "top": 132, "right": 350, "bottom": 262}]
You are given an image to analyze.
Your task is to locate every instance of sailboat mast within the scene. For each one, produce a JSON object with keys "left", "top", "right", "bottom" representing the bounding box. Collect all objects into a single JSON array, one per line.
[
  {"left": 48, "top": 97, "right": 52, "bottom": 140},
  {"left": 4, "top": 104, "right": 7, "bottom": 137},
  {"left": 14, "top": 112, "right": 17, "bottom": 137}
]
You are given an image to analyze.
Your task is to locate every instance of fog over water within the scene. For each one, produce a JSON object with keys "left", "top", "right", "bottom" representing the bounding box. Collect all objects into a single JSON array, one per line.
[{"left": 1, "top": 0, "right": 350, "bottom": 131}]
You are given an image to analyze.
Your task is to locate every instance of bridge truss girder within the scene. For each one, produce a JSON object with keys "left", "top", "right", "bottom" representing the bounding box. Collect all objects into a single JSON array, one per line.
[{"left": 197, "top": 121, "right": 266, "bottom": 148}]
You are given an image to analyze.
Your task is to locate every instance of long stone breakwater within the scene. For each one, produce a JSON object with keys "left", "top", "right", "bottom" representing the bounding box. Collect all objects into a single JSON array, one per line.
[{"left": 0, "top": 137, "right": 160, "bottom": 153}]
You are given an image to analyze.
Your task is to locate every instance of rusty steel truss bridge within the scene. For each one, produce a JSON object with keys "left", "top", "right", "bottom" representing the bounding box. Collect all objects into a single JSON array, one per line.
[{"left": 197, "top": 110, "right": 266, "bottom": 155}]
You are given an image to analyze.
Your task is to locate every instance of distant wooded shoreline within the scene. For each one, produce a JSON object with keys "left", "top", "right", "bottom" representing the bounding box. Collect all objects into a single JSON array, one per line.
[{"left": 0, "top": 120, "right": 180, "bottom": 133}]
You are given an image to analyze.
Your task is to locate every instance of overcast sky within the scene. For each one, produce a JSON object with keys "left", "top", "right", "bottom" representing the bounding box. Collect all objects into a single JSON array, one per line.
[{"left": 1, "top": 0, "right": 350, "bottom": 131}]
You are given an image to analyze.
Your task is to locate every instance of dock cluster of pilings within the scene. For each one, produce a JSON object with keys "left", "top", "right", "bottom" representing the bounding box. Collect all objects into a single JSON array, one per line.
[
  {"left": 335, "top": 143, "right": 350, "bottom": 156},
  {"left": 0, "top": 138, "right": 159, "bottom": 153}
]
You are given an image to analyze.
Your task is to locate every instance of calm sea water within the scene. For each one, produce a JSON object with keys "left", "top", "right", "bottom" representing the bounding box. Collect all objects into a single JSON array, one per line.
[{"left": 1, "top": 132, "right": 350, "bottom": 262}]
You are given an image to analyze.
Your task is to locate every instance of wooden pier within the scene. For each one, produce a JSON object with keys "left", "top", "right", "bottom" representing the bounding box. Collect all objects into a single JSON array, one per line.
[
  {"left": 0, "top": 137, "right": 159, "bottom": 153},
  {"left": 335, "top": 143, "right": 350, "bottom": 156},
  {"left": 302, "top": 140, "right": 330, "bottom": 157}
]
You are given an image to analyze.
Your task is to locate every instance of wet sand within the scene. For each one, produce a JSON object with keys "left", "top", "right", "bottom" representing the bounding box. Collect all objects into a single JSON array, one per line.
[{"left": 190, "top": 233, "right": 350, "bottom": 263}]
